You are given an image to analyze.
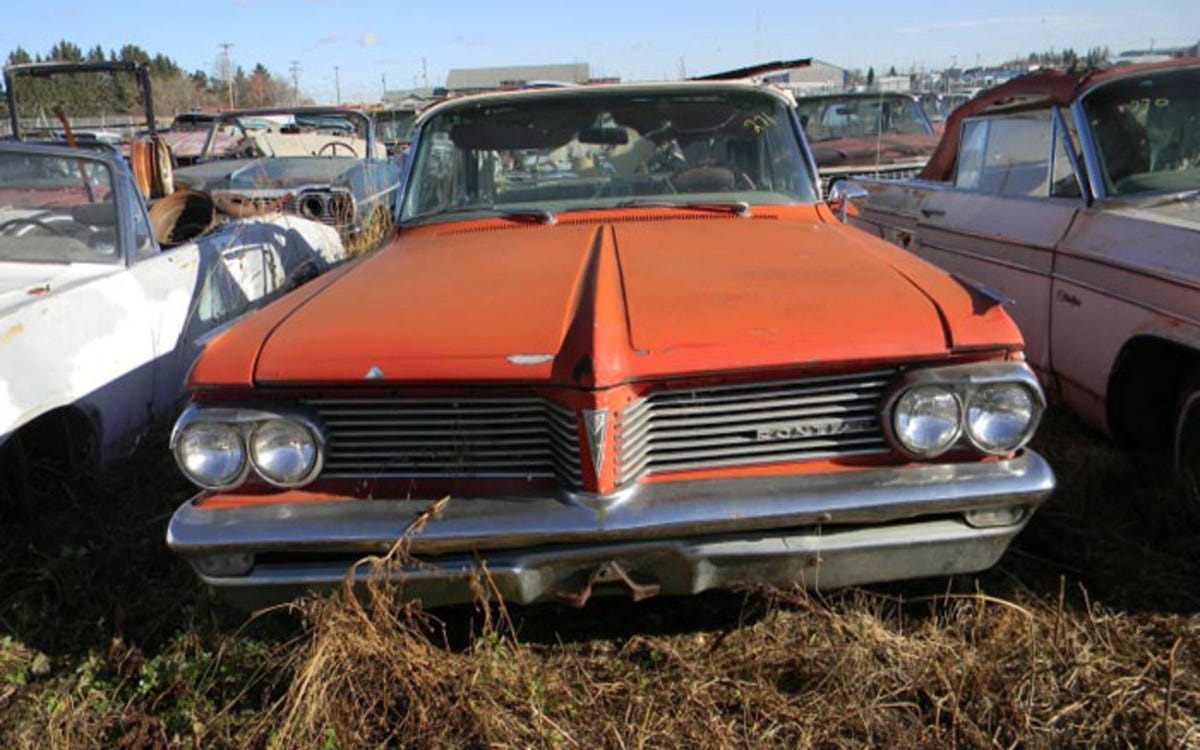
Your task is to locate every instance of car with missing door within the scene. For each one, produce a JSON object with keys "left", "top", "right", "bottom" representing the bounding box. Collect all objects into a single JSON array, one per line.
[
  {"left": 845, "top": 59, "right": 1200, "bottom": 488},
  {"left": 171, "top": 107, "right": 402, "bottom": 256},
  {"left": 166, "top": 80, "right": 1054, "bottom": 609}
]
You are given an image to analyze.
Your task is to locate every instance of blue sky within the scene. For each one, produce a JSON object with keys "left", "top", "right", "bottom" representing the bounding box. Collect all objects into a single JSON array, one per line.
[{"left": 1, "top": 0, "right": 1195, "bottom": 104}]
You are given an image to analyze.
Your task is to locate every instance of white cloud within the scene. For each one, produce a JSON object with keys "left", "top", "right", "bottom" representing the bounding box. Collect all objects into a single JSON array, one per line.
[{"left": 360, "top": 31, "right": 379, "bottom": 47}]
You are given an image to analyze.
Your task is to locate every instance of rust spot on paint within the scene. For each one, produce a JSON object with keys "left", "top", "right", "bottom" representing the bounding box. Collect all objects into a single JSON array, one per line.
[{"left": 1, "top": 323, "right": 24, "bottom": 346}]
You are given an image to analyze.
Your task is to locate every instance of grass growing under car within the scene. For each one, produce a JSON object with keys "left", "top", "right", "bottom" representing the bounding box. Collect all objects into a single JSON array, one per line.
[{"left": 1, "top": 410, "right": 1198, "bottom": 748}]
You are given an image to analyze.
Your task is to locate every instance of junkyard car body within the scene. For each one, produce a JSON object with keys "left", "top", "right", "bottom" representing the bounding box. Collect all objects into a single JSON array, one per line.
[
  {"left": 847, "top": 59, "right": 1200, "bottom": 468},
  {"left": 167, "top": 81, "right": 1054, "bottom": 609},
  {"left": 172, "top": 107, "right": 402, "bottom": 255},
  {"left": 0, "top": 140, "right": 347, "bottom": 475},
  {"left": 795, "top": 92, "right": 939, "bottom": 194}
]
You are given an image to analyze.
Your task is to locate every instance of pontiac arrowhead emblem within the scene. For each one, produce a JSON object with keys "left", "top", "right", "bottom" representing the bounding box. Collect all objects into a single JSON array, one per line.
[{"left": 582, "top": 409, "right": 607, "bottom": 479}]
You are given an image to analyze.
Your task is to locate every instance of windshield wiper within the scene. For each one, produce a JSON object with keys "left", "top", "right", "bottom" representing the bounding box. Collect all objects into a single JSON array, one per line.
[
  {"left": 612, "top": 199, "right": 751, "bottom": 217},
  {"left": 422, "top": 206, "right": 557, "bottom": 224}
]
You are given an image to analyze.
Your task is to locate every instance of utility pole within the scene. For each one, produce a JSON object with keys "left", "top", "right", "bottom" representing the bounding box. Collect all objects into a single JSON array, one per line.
[
  {"left": 381, "top": 72, "right": 387, "bottom": 102},
  {"left": 421, "top": 57, "right": 428, "bottom": 88},
  {"left": 289, "top": 60, "right": 301, "bottom": 103},
  {"left": 219, "top": 42, "right": 234, "bottom": 109},
  {"left": 334, "top": 65, "right": 341, "bottom": 105}
]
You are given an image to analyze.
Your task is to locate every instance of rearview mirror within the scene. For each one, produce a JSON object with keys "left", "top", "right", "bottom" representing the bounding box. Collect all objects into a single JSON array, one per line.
[{"left": 827, "top": 181, "right": 868, "bottom": 222}]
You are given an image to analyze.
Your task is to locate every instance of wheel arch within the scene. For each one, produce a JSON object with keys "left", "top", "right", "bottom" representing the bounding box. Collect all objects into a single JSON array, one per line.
[{"left": 1106, "top": 333, "right": 1200, "bottom": 450}]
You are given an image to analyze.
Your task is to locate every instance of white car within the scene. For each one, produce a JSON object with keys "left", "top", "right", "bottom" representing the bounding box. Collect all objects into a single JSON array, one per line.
[{"left": 0, "top": 141, "right": 347, "bottom": 490}]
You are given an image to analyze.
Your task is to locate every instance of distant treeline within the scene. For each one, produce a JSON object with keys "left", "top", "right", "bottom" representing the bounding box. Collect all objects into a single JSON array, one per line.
[{"left": 2, "top": 40, "right": 303, "bottom": 123}]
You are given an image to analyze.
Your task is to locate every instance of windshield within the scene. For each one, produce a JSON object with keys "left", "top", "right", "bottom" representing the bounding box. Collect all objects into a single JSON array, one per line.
[
  {"left": 202, "top": 110, "right": 374, "bottom": 161},
  {"left": 796, "top": 95, "right": 932, "bottom": 141},
  {"left": 377, "top": 111, "right": 417, "bottom": 144},
  {"left": 1083, "top": 67, "right": 1200, "bottom": 196},
  {"left": 0, "top": 151, "right": 118, "bottom": 263},
  {"left": 401, "top": 89, "right": 816, "bottom": 223}
]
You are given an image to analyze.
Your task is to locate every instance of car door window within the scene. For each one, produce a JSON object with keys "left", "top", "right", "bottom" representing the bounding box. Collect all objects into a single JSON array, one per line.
[
  {"left": 955, "top": 112, "right": 1055, "bottom": 197},
  {"left": 132, "top": 197, "right": 158, "bottom": 259},
  {"left": 954, "top": 119, "right": 989, "bottom": 190},
  {"left": 1050, "top": 115, "right": 1084, "bottom": 199}
]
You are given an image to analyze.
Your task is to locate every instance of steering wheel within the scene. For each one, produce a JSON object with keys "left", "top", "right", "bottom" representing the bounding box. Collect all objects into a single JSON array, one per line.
[
  {"left": 0, "top": 218, "right": 63, "bottom": 236},
  {"left": 317, "top": 141, "right": 358, "bottom": 158}
]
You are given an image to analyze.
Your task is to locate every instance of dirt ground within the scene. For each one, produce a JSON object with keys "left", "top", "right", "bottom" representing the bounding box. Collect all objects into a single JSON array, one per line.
[{"left": 1, "top": 408, "right": 1198, "bottom": 748}]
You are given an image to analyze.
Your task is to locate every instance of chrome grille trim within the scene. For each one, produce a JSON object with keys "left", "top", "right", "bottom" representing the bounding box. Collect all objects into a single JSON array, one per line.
[
  {"left": 309, "top": 397, "right": 582, "bottom": 486},
  {"left": 616, "top": 370, "right": 895, "bottom": 483}
]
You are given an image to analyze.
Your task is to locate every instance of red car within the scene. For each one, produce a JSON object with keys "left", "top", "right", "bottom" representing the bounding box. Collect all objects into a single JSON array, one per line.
[
  {"left": 796, "top": 92, "right": 940, "bottom": 194},
  {"left": 166, "top": 80, "right": 1053, "bottom": 608}
]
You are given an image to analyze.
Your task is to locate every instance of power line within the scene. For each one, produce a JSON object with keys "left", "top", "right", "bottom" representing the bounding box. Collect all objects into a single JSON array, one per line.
[
  {"left": 289, "top": 60, "right": 301, "bottom": 102},
  {"left": 218, "top": 42, "right": 234, "bottom": 108}
]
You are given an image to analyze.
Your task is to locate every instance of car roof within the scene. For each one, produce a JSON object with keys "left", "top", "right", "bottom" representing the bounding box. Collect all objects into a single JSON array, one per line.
[
  {"left": 414, "top": 80, "right": 796, "bottom": 127},
  {"left": 0, "top": 139, "right": 123, "bottom": 165},
  {"left": 797, "top": 92, "right": 918, "bottom": 102}
]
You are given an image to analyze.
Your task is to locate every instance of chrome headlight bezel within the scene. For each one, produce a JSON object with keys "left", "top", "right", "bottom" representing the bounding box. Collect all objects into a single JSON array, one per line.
[
  {"left": 883, "top": 361, "right": 1045, "bottom": 461},
  {"left": 964, "top": 382, "right": 1040, "bottom": 455},
  {"left": 172, "top": 420, "right": 249, "bottom": 490},
  {"left": 890, "top": 384, "right": 964, "bottom": 458},
  {"left": 249, "top": 418, "right": 323, "bottom": 488},
  {"left": 171, "top": 405, "right": 325, "bottom": 490}
]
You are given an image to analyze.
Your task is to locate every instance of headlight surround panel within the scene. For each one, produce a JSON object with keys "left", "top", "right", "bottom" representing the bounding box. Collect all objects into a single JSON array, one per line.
[
  {"left": 171, "top": 406, "right": 325, "bottom": 491},
  {"left": 883, "top": 361, "right": 1045, "bottom": 460}
]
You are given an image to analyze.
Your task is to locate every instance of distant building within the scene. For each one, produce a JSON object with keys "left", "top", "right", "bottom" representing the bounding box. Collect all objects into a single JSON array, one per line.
[
  {"left": 445, "top": 63, "right": 591, "bottom": 94},
  {"left": 381, "top": 87, "right": 441, "bottom": 109},
  {"left": 762, "top": 59, "right": 847, "bottom": 95}
]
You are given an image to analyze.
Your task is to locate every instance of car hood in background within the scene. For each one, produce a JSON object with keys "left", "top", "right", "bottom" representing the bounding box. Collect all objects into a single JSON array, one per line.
[
  {"left": 811, "top": 133, "right": 940, "bottom": 168},
  {"left": 174, "top": 157, "right": 358, "bottom": 193}
]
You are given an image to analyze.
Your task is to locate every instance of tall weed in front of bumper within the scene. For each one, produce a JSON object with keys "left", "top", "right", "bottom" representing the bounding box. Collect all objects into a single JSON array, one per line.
[{"left": 265, "top": 496, "right": 533, "bottom": 748}]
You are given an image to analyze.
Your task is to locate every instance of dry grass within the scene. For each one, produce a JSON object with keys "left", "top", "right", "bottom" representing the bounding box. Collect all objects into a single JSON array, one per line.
[{"left": 2, "top": 409, "right": 1200, "bottom": 748}]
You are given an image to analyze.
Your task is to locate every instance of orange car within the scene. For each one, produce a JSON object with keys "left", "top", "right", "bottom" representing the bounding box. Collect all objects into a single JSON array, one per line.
[{"left": 166, "top": 81, "right": 1054, "bottom": 609}]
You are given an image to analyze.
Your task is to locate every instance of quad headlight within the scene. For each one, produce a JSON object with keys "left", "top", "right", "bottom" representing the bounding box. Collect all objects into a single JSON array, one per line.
[
  {"left": 893, "top": 385, "right": 962, "bottom": 457},
  {"left": 886, "top": 362, "right": 1044, "bottom": 460},
  {"left": 173, "top": 421, "right": 247, "bottom": 489},
  {"left": 172, "top": 407, "right": 323, "bottom": 490},
  {"left": 250, "top": 419, "right": 320, "bottom": 487},
  {"left": 965, "top": 383, "right": 1037, "bottom": 454}
]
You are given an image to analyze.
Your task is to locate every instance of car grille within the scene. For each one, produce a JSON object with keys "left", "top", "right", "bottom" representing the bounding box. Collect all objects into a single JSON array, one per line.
[
  {"left": 308, "top": 397, "right": 583, "bottom": 487},
  {"left": 615, "top": 370, "right": 894, "bottom": 484}
]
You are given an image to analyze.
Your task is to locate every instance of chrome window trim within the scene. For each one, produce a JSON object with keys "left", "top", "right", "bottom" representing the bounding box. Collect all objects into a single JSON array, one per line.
[
  {"left": 1070, "top": 98, "right": 1107, "bottom": 201},
  {"left": 1050, "top": 106, "right": 1090, "bottom": 203}
]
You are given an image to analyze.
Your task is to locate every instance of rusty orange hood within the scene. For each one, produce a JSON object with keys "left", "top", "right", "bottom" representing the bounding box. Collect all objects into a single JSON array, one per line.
[{"left": 193, "top": 206, "right": 1021, "bottom": 390}]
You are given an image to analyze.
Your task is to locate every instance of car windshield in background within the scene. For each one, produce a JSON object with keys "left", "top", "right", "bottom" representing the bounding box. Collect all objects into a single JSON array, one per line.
[
  {"left": 1084, "top": 68, "right": 1200, "bottom": 196},
  {"left": 377, "top": 110, "right": 416, "bottom": 144},
  {"left": 796, "top": 95, "right": 932, "bottom": 141},
  {"left": 0, "top": 152, "right": 117, "bottom": 263},
  {"left": 401, "top": 89, "right": 816, "bottom": 223},
  {"left": 206, "top": 111, "right": 372, "bottom": 161}
]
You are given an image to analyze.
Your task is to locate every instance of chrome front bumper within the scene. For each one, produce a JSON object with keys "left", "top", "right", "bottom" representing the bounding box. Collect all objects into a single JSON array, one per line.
[{"left": 168, "top": 451, "right": 1054, "bottom": 609}]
